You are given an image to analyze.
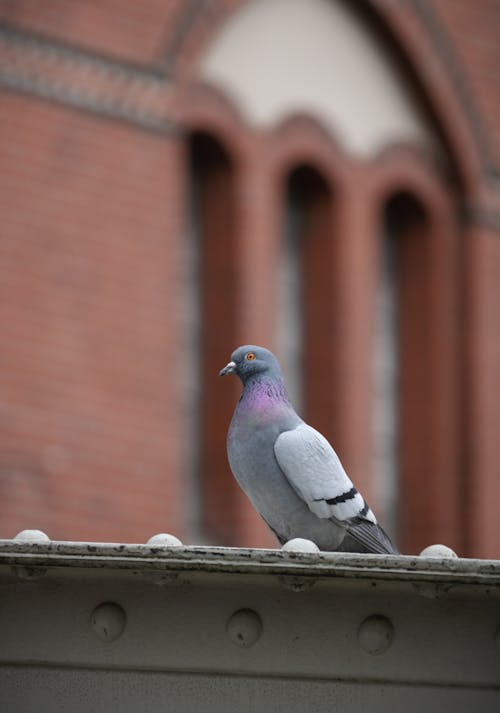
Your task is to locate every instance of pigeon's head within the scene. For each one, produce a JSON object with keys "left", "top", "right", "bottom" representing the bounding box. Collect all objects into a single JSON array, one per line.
[{"left": 219, "top": 345, "right": 282, "bottom": 384}]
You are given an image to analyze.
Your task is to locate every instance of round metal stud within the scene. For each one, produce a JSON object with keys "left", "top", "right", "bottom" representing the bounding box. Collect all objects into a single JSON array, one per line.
[
  {"left": 358, "top": 614, "right": 394, "bottom": 655},
  {"left": 14, "top": 529, "right": 50, "bottom": 543},
  {"left": 147, "top": 533, "right": 183, "bottom": 547},
  {"left": 12, "top": 530, "right": 50, "bottom": 579},
  {"left": 90, "top": 602, "right": 127, "bottom": 643},
  {"left": 226, "top": 608, "right": 262, "bottom": 648},
  {"left": 282, "top": 538, "right": 320, "bottom": 553},
  {"left": 419, "top": 544, "right": 458, "bottom": 558}
]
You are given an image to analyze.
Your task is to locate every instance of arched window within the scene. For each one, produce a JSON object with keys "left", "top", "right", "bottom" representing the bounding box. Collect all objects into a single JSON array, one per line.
[
  {"left": 375, "top": 190, "right": 459, "bottom": 553},
  {"left": 374, "top": 193, "right": 427, "bottom": 541},
  {"left": 187, "top": 132, "right": 239, "bottom": 544}
]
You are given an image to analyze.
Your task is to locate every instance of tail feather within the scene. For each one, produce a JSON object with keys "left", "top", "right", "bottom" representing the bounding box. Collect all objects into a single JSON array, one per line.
[{"left": 340, "top": 520, "right": 399, "bottom": 555}]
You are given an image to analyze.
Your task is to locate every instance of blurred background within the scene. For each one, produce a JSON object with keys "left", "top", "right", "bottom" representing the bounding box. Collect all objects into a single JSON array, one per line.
[{"left": 1, "top": 0, "right": 499, "bottom": 557}]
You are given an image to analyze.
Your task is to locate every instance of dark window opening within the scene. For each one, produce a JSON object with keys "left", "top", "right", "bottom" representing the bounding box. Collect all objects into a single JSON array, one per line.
[
  {"left": 187, "top": 132, "right": 239, "bottom": 544},
  {"left": 377, "top": 192, "right": 430, "bottom": 549}
]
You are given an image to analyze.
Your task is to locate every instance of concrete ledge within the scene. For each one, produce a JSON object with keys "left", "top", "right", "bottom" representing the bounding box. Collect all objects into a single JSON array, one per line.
[
  {"left": 1, "top": 536, "right": 499, "bottom": 713},
  {"left": 1, "top": 538, "right": 499, "bottom": 585}
]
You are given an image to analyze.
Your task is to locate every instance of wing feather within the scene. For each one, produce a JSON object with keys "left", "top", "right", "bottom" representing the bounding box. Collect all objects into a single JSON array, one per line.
[
  {"left": 274, "top": 423, "right": 376, "bottom": 525},
  {"left": 274, "top": 424, "right": 399, "bottom": 555}
]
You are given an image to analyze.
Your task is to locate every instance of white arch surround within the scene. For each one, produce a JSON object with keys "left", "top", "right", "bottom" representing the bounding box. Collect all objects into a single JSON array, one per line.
[{"left": 199, "top": 0, "right": 438, "bottom": 158}]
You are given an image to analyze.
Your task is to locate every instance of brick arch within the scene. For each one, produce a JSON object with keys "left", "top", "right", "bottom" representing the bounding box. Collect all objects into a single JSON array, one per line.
[
  {"left": 178, "top": 81, "right": 256, "bottom": 164},
  {"left": 363, "top": 0, "right": 483, "bottom": 199},
  {"left": 175, "top": 1, "right": 483, "bottom": 204},
  {"left": 367, "top": 144, "right": 461, "bottom": 210},
  {"left": 267, "top": 113, "right": 352, "bottom": 184}
]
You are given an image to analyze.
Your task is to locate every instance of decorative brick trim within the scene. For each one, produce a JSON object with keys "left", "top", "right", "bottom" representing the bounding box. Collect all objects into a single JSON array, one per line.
[
  {"left": 367, "top": 0, "right": 500, "bottom": 230},
  {"left": 410, "top": 0, "right": 498, "bottom": 179},
  {"left": 0, "top": 25, "right": 177, "bottom": 133},
  {"left": 159, "top": 0, "right": 202, "bottom": 72}
]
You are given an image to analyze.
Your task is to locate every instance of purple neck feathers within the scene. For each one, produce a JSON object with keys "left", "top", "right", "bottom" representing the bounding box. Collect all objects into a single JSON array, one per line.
[{"left": 239, "top": 375, "right": 291, "bottom": 412}]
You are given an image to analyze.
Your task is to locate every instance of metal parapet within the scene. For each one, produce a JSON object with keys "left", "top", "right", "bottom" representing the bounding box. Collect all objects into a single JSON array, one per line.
[{"left": 1, "top": 532, "right": 499, "bottom": 712}]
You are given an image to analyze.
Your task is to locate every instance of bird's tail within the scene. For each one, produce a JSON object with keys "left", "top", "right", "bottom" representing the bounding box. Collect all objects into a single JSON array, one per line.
[{"left": 342, "top": 520, "right": 400, "bottom": 555}]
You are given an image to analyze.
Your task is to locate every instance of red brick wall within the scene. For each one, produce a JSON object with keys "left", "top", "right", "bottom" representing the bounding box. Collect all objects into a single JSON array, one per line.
[
  {"left": 0, "top": 0, "right": 188, "bottom": 66},
  {"left": 1, "top": 1, "right": 500, "bottom": 557},
  {"left": 463, "top": 225, "right": 500, "bottom": 557},
  {"left": 0, "top": 93, "right": 184, "bottom": 542}
]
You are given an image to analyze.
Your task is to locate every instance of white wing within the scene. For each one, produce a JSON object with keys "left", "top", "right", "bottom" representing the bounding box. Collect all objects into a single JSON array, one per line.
[{"left": 274, "top": 423, "right": 376, "bottom": 525}]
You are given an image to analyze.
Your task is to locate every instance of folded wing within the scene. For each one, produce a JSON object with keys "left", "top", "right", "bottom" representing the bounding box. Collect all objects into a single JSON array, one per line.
[{"left": 274, "top": 423, "right": 398, "bottom": 554}]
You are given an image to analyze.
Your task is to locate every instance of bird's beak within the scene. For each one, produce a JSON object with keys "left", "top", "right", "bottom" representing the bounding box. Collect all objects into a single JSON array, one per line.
[{"left": 219, "top": 360, "right": 236, "bottom": 377}]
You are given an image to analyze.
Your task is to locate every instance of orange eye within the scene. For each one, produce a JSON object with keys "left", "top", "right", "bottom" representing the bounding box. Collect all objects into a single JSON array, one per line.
[{"left": 246, "top": 352, "right": 256, "bottom": 361}]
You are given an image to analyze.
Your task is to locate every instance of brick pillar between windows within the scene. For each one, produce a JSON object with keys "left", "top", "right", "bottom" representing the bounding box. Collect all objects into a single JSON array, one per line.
[
  {"left": 288, "top": 166, "right": 340, "bottom": 447},
  {"left": 333, "top": 173, "right": 379, "bottom": 505},
  {"left": 462, "top": 222, "right": 500, "bottom": 558},
  {"left": 232, "top": 144, "right": 279, "bottom": 547}
]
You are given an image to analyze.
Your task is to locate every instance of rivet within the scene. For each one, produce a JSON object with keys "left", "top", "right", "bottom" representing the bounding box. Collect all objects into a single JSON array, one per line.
[
  {"left": 90, "top": 602, "right": 126, "bottom": 642},
  {"left": 419, "top": 544, "right": 458, "bottom": 558},
  {"left": 226, "top": 608, "right": 262, "bottom": 648},
  {"left": 146, "top": 533, "right": 183, "bottom": 547},
  {"left": 358, "top": 615, "right": 394, "bottom": 655},
  {"left": 282, "top": 538, "right": 320, "bottom": 554},
  {"left": 14, "top": 529, "right": 50, "bottom": 543},
  {"left": 12, "top": 530, "right": 50, "bottom": 580}
]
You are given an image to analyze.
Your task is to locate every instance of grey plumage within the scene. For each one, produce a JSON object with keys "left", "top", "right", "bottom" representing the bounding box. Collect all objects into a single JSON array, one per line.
[{"left": 220, "top": 344, "right": 399, "bottom": 554}]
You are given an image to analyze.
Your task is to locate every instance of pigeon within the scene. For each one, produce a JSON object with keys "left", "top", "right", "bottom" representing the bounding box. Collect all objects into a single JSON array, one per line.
[{"left": 220, "top": 345, "right": 399, "bottom": 554}]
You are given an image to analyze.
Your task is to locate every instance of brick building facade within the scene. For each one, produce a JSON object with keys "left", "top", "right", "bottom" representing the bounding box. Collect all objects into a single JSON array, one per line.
[{"left": 1, "top": 0, "right": 499, "bottom": 557}]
